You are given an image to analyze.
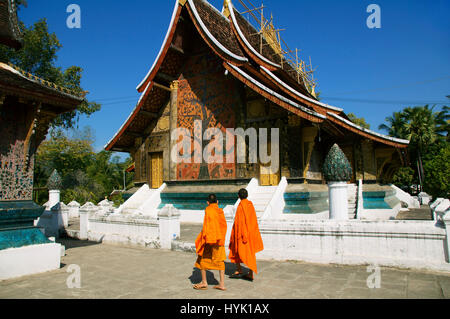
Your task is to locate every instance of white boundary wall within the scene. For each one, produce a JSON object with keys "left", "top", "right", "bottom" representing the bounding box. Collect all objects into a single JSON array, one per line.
[
  {"left": 0, "top": 243, "right": 61, "bottom": 280},
  {"left": 79, "top": 202, "right": 180, "bottom": 249},
  {"left": 256, "top": 219, "right": 450, "bottom": 272}
]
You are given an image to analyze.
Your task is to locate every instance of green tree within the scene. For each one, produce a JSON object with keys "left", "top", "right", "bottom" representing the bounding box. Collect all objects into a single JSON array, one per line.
[
  {"left": 34, "top": 128, "right": 134, "bottom": 205},
  {"left": 422, "top": 143, "right": 450, "bottom": 198},
  {"left": 347, "top": 113, "right": 370, "bottom": 129},
  {"left": 0, "top": 8, "right": 100, "bottom": 129},
  {"left": 392, "top": 167, "right": 415, "bottom": 191},
  {"left": 379, "top": 102, "right": 449, "bottom": 196},
  {"left": 378, "top": 111, "right": 408, "bottom": 139}
]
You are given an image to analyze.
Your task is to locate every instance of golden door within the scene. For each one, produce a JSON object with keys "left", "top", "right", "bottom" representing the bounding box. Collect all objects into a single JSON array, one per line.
[
  {"left": 259, "top": 142, "right": 280, "bottom": 186},
  {"left": 150, "top": 152, "right": 163, "bottom": 189}
]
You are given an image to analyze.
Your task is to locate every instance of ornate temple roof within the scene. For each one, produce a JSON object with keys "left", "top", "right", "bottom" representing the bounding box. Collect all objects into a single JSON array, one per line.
[
  {"left": 0, "top": 62, "right": 84, "bottom": 108},
  {"left": 0, "top": 0, "right": 23, "bottom": 49},
  {"left": 106, "top": 0, "right": 409, "bottom": 151}
]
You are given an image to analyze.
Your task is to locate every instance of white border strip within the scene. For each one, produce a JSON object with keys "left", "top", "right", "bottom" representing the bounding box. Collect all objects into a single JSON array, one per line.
[
  {"left": 136, "top": 1, "right": 179, "bottom": 91},
  {"left": 327, "top": 112, "right": 410, "bottom": 145},
  {"left": 227, "top": 63, "right": 325, "bottom": 119},
  {"left": 104, "top": 82, "right": 152, "bottom": 150},
  {"left": 261, "top": 66, "right": 343, "bottom": 112},
  {"left": 188, "top": 0, "right": 248, "bottom": 63},
  {"left": 227, "top": 0, "right": 281, "bottom": 69}
]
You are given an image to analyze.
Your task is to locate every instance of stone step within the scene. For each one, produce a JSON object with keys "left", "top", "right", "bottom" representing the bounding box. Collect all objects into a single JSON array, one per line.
[
  {"left": 255, "top": 186, "right": 277, "bottom": 189},
  {"left": 347, "top": 183, "right": 358, "bottom": 220},
  {"left": 254, "top": 204, "right": 268, "bottom": 212},
  {"left": 254, "top": 187, "right": 277, "bottom": 194},
  {"left": 251, "top": 193, "right": 273, "bottom": 199},
  {"left": 250, "top": 198, "right": 272, "bottom": 204}
]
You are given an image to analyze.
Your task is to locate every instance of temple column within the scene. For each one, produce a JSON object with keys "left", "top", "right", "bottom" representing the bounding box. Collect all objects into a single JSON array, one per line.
[
  {"left": 362, "top": 140, "right": 377, "bottom": 182},
  {"left": 169, "top": 80, "right": 179, "bottom": 181},
  {"left": 301, "top": 126, "right": 318, "bottom": 181},
  {"left": 134, "top": 137, "right": 144, "bottom": 184}
]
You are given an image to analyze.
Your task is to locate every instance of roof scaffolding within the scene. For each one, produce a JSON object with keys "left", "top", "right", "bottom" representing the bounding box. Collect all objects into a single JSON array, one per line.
[{"left": 235, "top": 0, "right": 318, "bottom": 96}]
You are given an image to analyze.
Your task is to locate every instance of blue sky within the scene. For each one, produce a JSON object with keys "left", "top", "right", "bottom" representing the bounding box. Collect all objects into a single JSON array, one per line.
[{"left": 19, "top": 0, "right": 450, "bottom": 158}]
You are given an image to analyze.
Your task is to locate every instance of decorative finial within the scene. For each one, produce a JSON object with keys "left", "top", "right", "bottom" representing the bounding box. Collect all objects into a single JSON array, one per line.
[
  {"left": 47, "top": 169, "right": 62, "bottom": 190},
  {"left": 322, "top": 144, "right": 352, "bottom": 182}
]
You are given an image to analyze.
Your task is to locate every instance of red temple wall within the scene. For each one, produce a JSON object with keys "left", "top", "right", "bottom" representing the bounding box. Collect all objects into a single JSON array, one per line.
[{"left": 176, "top": 52, "right": 241, "bottom": 180}]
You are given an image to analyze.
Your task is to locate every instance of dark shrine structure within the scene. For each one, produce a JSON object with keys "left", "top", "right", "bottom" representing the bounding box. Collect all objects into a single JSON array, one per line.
[{"left": 0, "top": 0, "right": 83, "bottom": 279}]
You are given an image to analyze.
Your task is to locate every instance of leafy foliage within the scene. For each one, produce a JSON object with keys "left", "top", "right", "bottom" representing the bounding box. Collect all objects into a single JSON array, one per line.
[
  {"left": 347, "top": 113, "right": 370, "bottom": 129},
  {"left": 392, "top": 167, "right": 414, "bottom": 190},
  {"left": 0, "top": 15, "right": 100, "bottom": 129},
  {"left": 380, "top": 100, "right": 449, "bottom": 197},
  {"left": 34, "top": 129, "right": 134, "bottom": 205},
  {"left": 422, "top": 140, "right": 450, "bottom": 198},
  {"left": 378, "top": 111, "right": 408, "bottom": 139}
]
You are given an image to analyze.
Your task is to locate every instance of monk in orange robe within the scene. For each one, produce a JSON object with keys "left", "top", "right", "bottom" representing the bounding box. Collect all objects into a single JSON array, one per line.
[
  {"left": 229, "top": 188, "right": 264, "bottom": 281},
  {"left": 193, "top": 194, "right": 227, "bottom": 291}
]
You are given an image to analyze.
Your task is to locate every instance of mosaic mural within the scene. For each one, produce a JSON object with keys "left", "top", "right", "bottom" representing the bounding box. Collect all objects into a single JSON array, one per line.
[
  {"left": 176, "top": 52, "right": 240, "bottom": 180},
  {"left": 0, "top": 111, "right": 34, "bottom": 201}
]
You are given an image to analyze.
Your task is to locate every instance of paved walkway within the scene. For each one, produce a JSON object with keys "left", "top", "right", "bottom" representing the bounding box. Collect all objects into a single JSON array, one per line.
[
  {"left": 0, "top": 239, "right": 449, "bottom": 299},
  {"left": 180, "top": 223, "right": 203, "bottom": 243},
  {"left": 396, "top": 205, "right": 433, "bottom": 220}
]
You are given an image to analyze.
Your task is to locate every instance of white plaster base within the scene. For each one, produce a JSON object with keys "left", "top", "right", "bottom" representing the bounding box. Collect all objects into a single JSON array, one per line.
[
  {"left": 359, "top": 206, "right": 401, "bottom": 220},
  {"left": 279, "top": 211, "right": 329, "bottom": 221},
  {"left": 0, "top": 243, "right": 61, "bottom": 280},
  {"left": 177, "top": 210, "right": 205, "bottom": 223},
  {"left": 89, "top": 216, "right": 159, "bottom": 239},
  {"left": 328, "top": 182, "right": 348, "bottom": 220},
  {"left": 86, "top": 232, "right": 161, "bottom": 248},
  {"left": 256, "top": 219, "right": 450, "bottom": 272}
]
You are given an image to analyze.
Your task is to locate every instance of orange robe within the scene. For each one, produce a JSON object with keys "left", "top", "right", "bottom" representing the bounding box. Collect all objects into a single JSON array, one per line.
[
  {"left": 194, "top": 203, "right": 227, "bottom": 270},
  {"left": 228, "top": 199, "right": 264, "bottom": 273}
]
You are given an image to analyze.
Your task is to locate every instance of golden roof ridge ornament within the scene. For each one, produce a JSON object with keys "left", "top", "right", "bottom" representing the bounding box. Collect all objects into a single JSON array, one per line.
[{"left": 223, "top": 0, "right": 231, "bottom": 18}]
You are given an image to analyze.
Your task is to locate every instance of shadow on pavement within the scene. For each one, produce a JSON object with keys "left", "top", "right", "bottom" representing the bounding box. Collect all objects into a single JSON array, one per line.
[
  {"left": 189, "top": 268, "right": 219, "bottom": 285},
  {"left": 57, "top": 238, "right": 101, "bottom": 250},
  {"left": 188, "top": 262, "right": 251, "bottom": 284}
]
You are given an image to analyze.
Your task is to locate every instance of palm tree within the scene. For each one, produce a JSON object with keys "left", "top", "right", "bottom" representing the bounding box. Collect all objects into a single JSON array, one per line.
[
  {"left": 378, "top": 111, "right": 408, "bottom": 139},
  {"left": 379, "top": 104, "right": 449, "bottom": 191},
  {"left": 435, "top": 105, "right": 449, "bottom": 140}
]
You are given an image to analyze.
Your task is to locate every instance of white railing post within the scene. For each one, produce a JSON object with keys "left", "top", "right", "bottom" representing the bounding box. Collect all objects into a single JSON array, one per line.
[
  {"left": 67, "top": 201, "right": 80, "bottom": 218},
  {"left": 60, "top": 202, "right": 69, "bottom": 228},
  {"left": 79, "top": 202, "right": 97, "bottom": 240},
  {"left": 356, "top": 179, "right": 363, "bottom": 219},
  {"left": 98, "top": 198, "right": 114, "bottom": 216},
  {"left": 158, "top": 204, "right": 180, "bottom": 249}
]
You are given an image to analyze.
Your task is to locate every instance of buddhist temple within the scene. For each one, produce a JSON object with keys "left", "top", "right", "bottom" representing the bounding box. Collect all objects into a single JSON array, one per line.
[{"left": 105, "top": 0, "right": 409, "bottom": 194}]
